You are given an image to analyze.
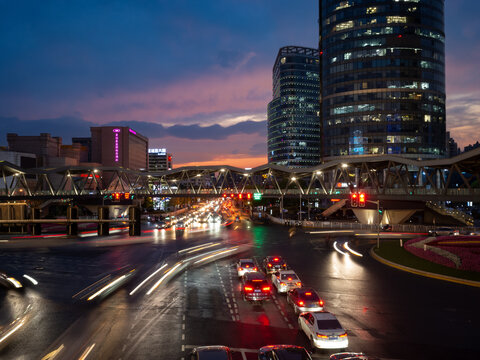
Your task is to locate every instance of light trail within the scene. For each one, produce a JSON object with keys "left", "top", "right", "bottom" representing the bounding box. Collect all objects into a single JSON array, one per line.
[
  {"left": 307, "top": 230, "right": 354, "bottom": 234},
  {"left": 193, "top": 247, "right": 239, "bottom": 265},
  {"left": 129, "top": 263, "right": 168, "bottom": 296},
  {"left": 146, "top": 262, "right": 183, "bottom": 295},
  {"left": 0, "top": 319, "right": 25, "bottom": 345},
  {"left": 344, "top": 242, "right": 363, "bottom": 257},
  {"left": 178, "top": 242, "right": 215, "bottom": 253},
  {"left": 87, "top": 275, "right": 127, "bottom": 301},
  {"left": 78, "top": 343, "right": 96, "bottom": 360},
  {"left": 333, "top": 241, "right": 349, "bottom": 256},
  {"left": 23, "top": 274, "right": 39, "bottom": 285}
]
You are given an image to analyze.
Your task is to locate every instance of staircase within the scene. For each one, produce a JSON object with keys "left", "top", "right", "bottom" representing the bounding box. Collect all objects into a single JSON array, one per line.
[{"left": 426, "top": 201, "right": 474, "bottom": 226}]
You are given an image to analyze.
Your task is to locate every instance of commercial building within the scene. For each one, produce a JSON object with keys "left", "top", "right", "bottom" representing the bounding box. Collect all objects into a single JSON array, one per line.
[
  {"left": 319, "top": 0, "right": 446, "bottom": 159},
  {"left": 267, "top": 46, "right": 321, "bottom": 168},
  {"left": 72, "top": 137, "right": 92, "bottom": 162},
  {"left": 148, "top": 148, "right": 172, "bottom": 171},
  {"left": 6, "top": 133, "right": 81, "bottom": 167},
  {"left": 91, "top": 126, "right": 148, "bottom": 170}
]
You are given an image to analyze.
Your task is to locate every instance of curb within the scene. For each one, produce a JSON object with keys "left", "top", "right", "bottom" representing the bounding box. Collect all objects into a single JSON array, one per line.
[{"left": 369, "top": 247, "right": 480, "bottom": 288}]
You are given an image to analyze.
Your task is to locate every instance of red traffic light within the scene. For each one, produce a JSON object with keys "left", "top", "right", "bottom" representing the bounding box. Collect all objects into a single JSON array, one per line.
[
  {"left": 350, "top": 193, "right": 358, "bottom": 207},
  {"left": 223, "top": 194, "right": 227, "bottom": 198},
  {"left": 246, "top": 193, "right": 252, "bottom": 200},
  {"left": 359, "top": 193, "right": 366, "bottom": 207},
  {"left": 238, "top": 194, "right": 243, "bottom": 199}
]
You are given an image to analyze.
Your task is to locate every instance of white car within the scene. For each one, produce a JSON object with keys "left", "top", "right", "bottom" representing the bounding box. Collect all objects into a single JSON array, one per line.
[
  {"left": 428, "top": 227, "right": 459, "bottom": 236},
  {"left": 272, "top": 270, "right": 302, "bottom": 293},
  {"left": 236, "top": 259, "right": 257, "bottom": 277},
  {"left": 298, "top": 311, "right": 348, "bottom": 350}
]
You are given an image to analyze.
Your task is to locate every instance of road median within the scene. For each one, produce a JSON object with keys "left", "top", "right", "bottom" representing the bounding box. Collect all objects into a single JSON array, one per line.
[{"left": 370, "top": 241, "right": 480, "bottom": 287}]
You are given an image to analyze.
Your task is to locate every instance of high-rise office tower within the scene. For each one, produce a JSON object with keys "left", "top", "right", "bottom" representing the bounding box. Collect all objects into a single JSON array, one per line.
[
  {"left": 267, "top": 46, "right": 321, "bottom": 168},
  {"left": 320, "top": 0, "right": 446, "bottom": 158},
  {"left": 148, "top": 148, "right": 173, "bottom": 171}
]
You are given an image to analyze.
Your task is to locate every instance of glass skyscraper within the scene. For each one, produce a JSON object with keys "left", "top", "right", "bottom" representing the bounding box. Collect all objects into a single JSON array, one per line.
[
  {"left": 267, "top": 46, "right": 321, "bottom": 168},
  {"left": 320, "top": 0, "right": 446, "bottom": 159}
]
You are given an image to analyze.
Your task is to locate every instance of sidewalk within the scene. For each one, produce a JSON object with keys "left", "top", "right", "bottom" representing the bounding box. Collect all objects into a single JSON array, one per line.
[{"left": 370, "top": 246, "right": 480, "bottom": 288}]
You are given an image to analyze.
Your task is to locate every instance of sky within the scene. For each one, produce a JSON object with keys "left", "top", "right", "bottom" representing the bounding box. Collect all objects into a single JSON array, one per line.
[{"left": 1, "top": 0, "right": 479, "bottom": 167}]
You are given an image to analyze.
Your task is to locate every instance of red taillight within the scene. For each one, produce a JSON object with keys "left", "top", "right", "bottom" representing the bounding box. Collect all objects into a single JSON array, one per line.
[
  {"left": 296, "top": 282, "right": 302, "bottom": 286},
  {"left": 319, "top": 299, "right": 324, "bottom": 306},
  {"left": 317, "top": 333, "right": 328, "bottom": 339},
  {"left": 274, "top": 257, "right": 279, "bottom": 261},
  {"left": 262, "top": 286, "right": 270, "bottom": 292},
  {"left": 245, "top": 265, "right": 249, "bottom": 268},
  {"left": 280, "top": 282, "right": 285, "bottom": 286},
  {"left": 253, "top": 267, "right": 257, "bottom": 271},
  {"left": 238, "top": 267, "right": 243, "bottom": 271},
  {"left": 305, "top": 292, "right": 312, "bottom": 295},
  {"left": 288, "top": 277, "right": 292, "bottom": 281},
  {"left": 268, "top": 263, "right": 272, "bottom": 267},
  {"left": 298, "top": 300, "right": 304, "bottom": 306},
  {"left": 339, "top": 332, "right": 347, "bottom": 338},
  {"left": 244, "top": 286, "right": 253, "bottom": 292}
]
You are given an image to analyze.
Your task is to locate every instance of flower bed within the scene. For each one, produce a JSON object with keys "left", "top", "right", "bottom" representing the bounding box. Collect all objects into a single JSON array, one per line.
[
  {"left": 404, "top": 240, "right": 457, "bottom": 268},
  {"left": 405, "top": 236, "right": 480, "bottom": 272}
]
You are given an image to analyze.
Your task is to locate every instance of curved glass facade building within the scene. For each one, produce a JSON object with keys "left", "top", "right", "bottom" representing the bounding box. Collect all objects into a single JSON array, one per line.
[
  {"left": 320, "top": 0, "right": 446, "bottom": 158},
  {"left": 268, "top": 46, "right": 321, "bottom": 168}
]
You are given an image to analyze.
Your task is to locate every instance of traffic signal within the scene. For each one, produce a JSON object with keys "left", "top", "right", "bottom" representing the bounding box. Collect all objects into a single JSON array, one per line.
[
  {"left": 238, "top": 193, "right": 243, "bottom": 199},
  {"left": 246, "top": 193, "right": 252, "bottom": 200},
  {"left": 350, "top": 193, "right": 358, "bottom": 207},
  {"left": 359, "top": 193, "right": 366, "bottom": 207}
]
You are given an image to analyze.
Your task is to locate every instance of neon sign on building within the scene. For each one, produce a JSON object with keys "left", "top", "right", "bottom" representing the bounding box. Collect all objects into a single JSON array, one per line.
[{"left": 113, "top": 128, "right": 121, "bottom": 162}]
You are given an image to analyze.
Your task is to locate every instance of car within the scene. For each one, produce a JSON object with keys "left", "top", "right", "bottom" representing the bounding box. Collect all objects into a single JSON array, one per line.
[
  {"left": 0, "top": 272, "right": 23, "bottom": 289},
  {"left": 298, "top": 311, "right": 348, "bottom": 350},
  {"left": 329, "top": 353, "right": 370, "bottom": 360},
  {"left": 258, "top": 344, "right": 312, "bottom": 360},
  {"left": 155, "top": 220, "right": 167, "bottom": 229},
  {"left": 428, "top": 227, "right": 459, "bottom": 236},
  {"left": 287, "top": 287, "right": 325, "bottom": 314},
  {"left": 176, "top": 221, "right": 186, "bottom": 231},
  {"left": 237, "top": 259, "right": 258, "bottom": 277},
  {"left": 263, "top": 256, "right": 288, "bottom": 274},
  {"left": 242, "top": 272, "right": 271, "bottom": 302},
  {"left": 381, "top": 224, "right": 392, "bottom": 232},
  {"left": 272, "top": 270, "right": 302, "bottom": 293},
  {"left": 189, "top": 345, "right": 233, "bottom": 360}
]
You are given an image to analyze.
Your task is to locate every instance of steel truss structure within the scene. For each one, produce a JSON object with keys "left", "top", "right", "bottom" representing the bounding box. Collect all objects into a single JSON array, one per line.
[{"left": 1, "top": 148, "right": 480, "bottom": 202}]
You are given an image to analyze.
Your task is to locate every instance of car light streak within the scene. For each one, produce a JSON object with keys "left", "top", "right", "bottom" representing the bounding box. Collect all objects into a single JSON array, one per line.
[
  {"left": 78, "top": 343, "right": 96, "bottom": 360},
  {"left": 178, "top": 242, "right": 215, "bottom": 253},
  {"left": 23, "top": 274, "right": 39, "bottom": 285},
  {"left": 7, "top": 277, "right": 22, "bottom": 288},
  {"left": 40, "top": 344, "right": 65, "bottom": 360},
  {"left": 0, "top": 318, "right": 25, "bottom": 345},
  {"left": 185, "top": 242, "right": 220, "bottom": 254},
  {"left": 333, "top": 241, "right": 349, "bottom": 256},
  {"left": 129, "top": 263, "right": 168, "bottom": 296},
  {"left": 87, "top": 275, "right": 127, "bottom": 301},
  {"left": 182, "top": 247, "right": 231, "bottom": 263},
  {"left": 146, "top": 262, "right": 183, "bottom": 295},
  {"left": 307, "top": 230, "right": 354, "bottom": 234},
  {"left": 344, "top": 242, "right": 363, "bottom": 257},
  {"left": 193, "top": 247, "right": 239, "bottom": 265}
]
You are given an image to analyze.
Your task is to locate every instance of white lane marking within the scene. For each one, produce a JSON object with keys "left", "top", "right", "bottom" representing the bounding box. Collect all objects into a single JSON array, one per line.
[
  {"left": 241, "top": 351, "right": 247, "bottom": 360},
  {"left": 182, "top": 345, "right": 185, "bottom": 351},
  {"left": 182, "top": 315, "right": 186, "bottom": 321},
  {"left": 182, "top": 334, "right": 185, "bottom": 340},
  {"left": 231, "top": 315, "right": 235, "bottom": 321},
  {"left": 288, "top": 324, "right": 294, "bottom": 329},
  {"left": 182, "top": 324, "right": 185, "bottom": 330},
  {"left": 122, "top": 345, "right": 127, "bottom": 352}
]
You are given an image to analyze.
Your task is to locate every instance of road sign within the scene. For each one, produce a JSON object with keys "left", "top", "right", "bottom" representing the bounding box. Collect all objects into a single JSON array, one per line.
[{"left": 253, "top": 192, "right": 262, "bottom": 201}]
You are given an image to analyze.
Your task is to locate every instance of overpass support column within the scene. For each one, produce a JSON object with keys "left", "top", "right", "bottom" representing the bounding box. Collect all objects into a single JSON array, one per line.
[
  {"left": 129, "top": 206, "right": 141, "bottom": 236},
  {"left": 30, "top": 208, "right": 41, "bottom": 236},
  {"left": 98, "top": 207, "right": 110, "bottom": 236},
  {"left": 67, "top": 206, "right": 78, "bottom": 236}
]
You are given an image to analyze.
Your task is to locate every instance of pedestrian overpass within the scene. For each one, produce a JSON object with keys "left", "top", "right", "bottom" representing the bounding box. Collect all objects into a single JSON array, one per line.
[{"left": 1, "top": 147, "right": 479, "bottom": 203}]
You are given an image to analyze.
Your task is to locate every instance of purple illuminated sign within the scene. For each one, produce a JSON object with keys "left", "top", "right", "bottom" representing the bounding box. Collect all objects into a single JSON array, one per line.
[
  {"left": 113, "top": 128, "right": 120, "bottom": 162},
  {"left": 129, "top": 128, "right": 137, "bottom": 135}
]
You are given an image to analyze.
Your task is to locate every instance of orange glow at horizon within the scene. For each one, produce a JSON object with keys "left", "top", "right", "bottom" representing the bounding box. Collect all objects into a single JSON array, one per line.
[{"left": 175, "top": 155, "right": 267, "bottom": 169}]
